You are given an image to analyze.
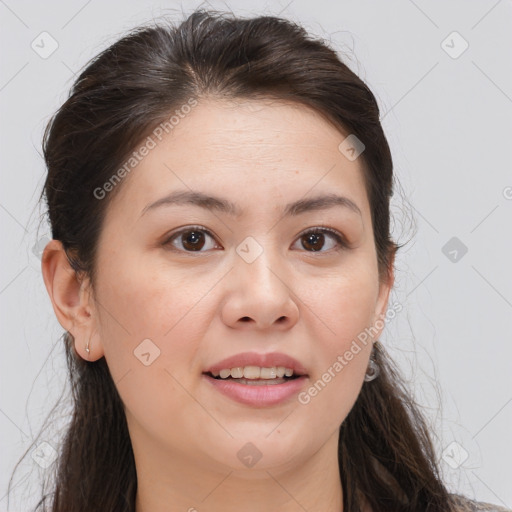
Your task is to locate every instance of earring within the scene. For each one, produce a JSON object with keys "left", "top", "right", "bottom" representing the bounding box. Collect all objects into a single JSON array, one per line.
[
  {"left": 364, "top": 351, "right": 379, "bottom": 382},
  {"left": 85, "top": 338, "right": 90, "bottom": 355}
]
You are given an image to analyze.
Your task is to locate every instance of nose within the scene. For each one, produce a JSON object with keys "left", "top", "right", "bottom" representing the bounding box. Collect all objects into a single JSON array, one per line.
[{"left": 220, "top": 246, "right": 300, "bottom": 331}]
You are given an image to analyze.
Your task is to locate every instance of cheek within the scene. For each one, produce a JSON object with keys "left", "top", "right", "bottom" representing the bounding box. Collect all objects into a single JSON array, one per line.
[
  {"left": 299, "top": 258, "right": 380, "bottom": 345},
  {"left": 93, "top": 258, "right": 216, "bottom": 450},
  {"left": 92, "top": 252, "right": 218, "bottom": 394},
  {"left": 96, "top": 251, "right": 214, "bottom": 341},
  {"left": 293, "top": 262, "right": 378, "bottom": 422}
]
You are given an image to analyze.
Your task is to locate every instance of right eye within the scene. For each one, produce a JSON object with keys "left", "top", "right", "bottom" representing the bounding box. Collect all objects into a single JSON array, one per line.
[{"left": 162, "top": 226, "right": 221, "bottom": 253}]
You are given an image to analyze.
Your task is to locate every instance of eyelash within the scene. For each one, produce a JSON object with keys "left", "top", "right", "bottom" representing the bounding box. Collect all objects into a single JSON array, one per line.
[{"left": 162, "top": 225, "right": 348, "bottom": 254}]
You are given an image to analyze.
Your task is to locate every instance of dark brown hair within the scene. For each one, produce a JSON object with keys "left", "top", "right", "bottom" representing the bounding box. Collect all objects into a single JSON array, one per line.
[{"left": 12, "top": 9, "right": 454, "bottom": 511}]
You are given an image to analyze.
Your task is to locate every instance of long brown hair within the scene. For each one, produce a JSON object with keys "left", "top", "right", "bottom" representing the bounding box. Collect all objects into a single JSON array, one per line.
[{"left": 11, "top": 9, "right": 453, "bottom": 511}]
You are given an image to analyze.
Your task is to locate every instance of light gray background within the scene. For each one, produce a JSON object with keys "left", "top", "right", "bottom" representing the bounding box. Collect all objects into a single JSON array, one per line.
[{"left": 1, "top": 0, "right": 511, "bottom": 510}]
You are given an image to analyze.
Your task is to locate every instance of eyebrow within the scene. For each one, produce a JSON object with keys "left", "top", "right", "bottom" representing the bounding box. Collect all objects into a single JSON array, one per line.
[{"left": 140, "top": 190, "right": 362, "bottom": 218}]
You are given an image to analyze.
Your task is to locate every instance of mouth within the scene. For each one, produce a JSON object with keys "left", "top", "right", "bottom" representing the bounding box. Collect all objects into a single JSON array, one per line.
[
  {"left": 202, "top": 352, "right": 309, "bottom": 406},
  {"left": 204, "top": 370, "right": 302, "bottom": 386},
  {"left": 202, "top": 366, "right": 309, "bottom": 407}
]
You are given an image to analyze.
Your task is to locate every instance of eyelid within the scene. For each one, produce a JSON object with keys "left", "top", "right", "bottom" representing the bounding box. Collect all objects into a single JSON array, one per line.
[
  {"left": 293, "top": 226, "right": 348, "bottom": 252},
  {"left": 162, "top": 225, "right": 348, "bottom": 253}
]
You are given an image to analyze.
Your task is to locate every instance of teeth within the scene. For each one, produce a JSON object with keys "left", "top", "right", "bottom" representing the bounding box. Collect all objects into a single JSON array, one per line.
[
  {"left": 210, "top": 366, "right": 295, "bottom": 379},
  {"left": 230, "top": 367, "right": 244, "bottom": 378},
  {"left": 260, "top": 367, "right": 277, "bottom": 379},
  {"left": 243, "top": 365, "right": 261, "bottom": 379}
]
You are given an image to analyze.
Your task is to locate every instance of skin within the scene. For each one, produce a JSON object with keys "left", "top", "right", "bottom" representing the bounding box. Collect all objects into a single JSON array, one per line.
[{"left": 42, "top": 98, "right": 394, "bottom": 512}]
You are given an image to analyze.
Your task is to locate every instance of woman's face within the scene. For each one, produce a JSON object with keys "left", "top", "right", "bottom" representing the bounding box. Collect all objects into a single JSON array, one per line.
[{"left": 87, "top": 98, "right": 393, "bottom": 477}]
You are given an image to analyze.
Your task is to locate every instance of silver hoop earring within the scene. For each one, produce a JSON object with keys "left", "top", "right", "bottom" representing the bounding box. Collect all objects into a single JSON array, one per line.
[{"left": 364, "top": 356, "right": 379, "bottom": 382}]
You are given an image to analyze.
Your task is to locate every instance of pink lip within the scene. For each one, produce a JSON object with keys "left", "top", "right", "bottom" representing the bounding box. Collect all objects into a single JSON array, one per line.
[
  {"left": 204, "top": 351, "right": 308, "bottom": 376},
  {"left": 203, "top": 373, "right": 309, "bottom": 407}
]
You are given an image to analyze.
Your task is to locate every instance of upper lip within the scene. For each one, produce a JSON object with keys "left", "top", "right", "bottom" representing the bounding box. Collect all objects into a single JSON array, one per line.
[{"left": 204, "top": 352, "right": 308, "bottom": 376}]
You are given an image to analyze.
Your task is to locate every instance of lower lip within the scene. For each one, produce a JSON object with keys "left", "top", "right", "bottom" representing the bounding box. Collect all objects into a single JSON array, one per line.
[{"left": 203, "top": 374, "right": 308, "bottom": 407}]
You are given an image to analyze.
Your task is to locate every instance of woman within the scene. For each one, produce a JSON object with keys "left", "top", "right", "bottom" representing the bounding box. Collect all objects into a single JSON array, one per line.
[{"left": 21, "top": 8, "right": 509, "bottom": 512}]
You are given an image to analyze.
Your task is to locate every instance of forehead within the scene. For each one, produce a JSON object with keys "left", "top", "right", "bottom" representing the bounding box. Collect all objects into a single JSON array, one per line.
[{"left": 104, "top": 98, "right": 370, "bottom": 223}]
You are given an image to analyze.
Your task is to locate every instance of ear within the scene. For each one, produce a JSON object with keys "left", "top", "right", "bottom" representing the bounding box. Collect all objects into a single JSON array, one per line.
[
  {"left": 41, "top": 239, "right": 104, "bottom": 361},
  {"left": 372, "top": 249, "right": 396, "bottom": 340}
]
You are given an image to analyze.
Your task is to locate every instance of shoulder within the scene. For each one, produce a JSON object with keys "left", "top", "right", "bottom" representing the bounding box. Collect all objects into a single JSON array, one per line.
[{"left": 449, "top": 494, "right": 512, "bottom": 512}]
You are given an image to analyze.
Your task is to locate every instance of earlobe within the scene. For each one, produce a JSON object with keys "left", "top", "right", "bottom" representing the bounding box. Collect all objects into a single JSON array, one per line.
[{"left": 41, "top": 240, "right": 104, "bottom": 361}]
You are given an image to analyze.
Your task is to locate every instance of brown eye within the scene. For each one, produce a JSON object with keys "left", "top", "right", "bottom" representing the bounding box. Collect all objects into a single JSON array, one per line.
[
  {"left": 180, "top": 230, "right": 206, "bottom": 251},
  {"left": 164, "top": 227, "right": 219, "bottom": 252},
  {"left": 301, "top": 232, "right": 326, "bottom": 252},
  {"left": 293, "top": 228, "right": 346, "bottom": 253}
]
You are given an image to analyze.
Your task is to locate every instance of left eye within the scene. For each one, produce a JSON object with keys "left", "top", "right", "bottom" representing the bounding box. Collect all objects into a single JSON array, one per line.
[
  {"left": 163, "top": 226, "right": 346, "bottom": 253},
  {"left": 291, "top": 228, "right": 346, "bottom": 253}
]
